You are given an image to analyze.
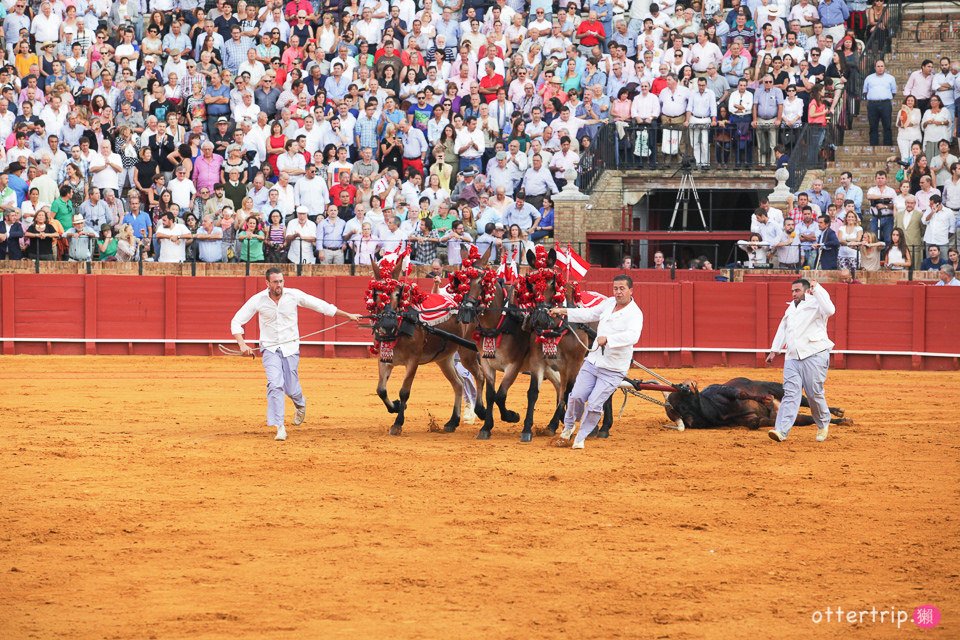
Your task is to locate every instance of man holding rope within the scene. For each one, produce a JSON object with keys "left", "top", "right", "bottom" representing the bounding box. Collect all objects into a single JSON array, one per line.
[
  {"left": 231, "top": 267, "right": 362, "bottom": 441},
  {"left": 548, "top": 274, "right": 643, "bottom": 449}
]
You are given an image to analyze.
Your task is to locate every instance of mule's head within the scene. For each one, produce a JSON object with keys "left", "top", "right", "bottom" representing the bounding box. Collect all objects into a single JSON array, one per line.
[
  {"left": 451, "top": 245, "right": 493, "bottom": 326},
  {"left": 523, "top": 247, "right": 562, "bottom": 334},
  {"left": 366, "top": 259, "right": 418, "bottom": 346},
  {"left": 370, "top": 282, "right": 405, "bottom": 343}
]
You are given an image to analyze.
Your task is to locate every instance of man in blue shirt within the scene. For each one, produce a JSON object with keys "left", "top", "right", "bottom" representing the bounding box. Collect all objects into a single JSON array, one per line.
[
  {"left": 6, "top": 162, "right": 28, "bottom": 206},
  {"left": 834, "top": 172, "right": 864, "bottom": 215},
  {"left": 862, "top": 59, "right": 897, "bottom": 146},
  {"left": 122, "top": 190, "right": 153, "bottom": 245},
  {"left": 936, "top": 265, "right": 960, "bottom": 286},
  {"left": 818, "top": 0, "right": 850, "bottom": 46}
]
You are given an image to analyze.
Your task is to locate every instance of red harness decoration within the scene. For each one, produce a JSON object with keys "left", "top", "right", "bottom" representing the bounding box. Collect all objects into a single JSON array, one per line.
[
  {"left": 516, "top": 246, "right": 584, "bottom": 357},
  {"left": 364, "top": 251, "right": 427, "bottom": 358},
  {"left": 445, "top": 246, "right": 499, "bottom": 307}
]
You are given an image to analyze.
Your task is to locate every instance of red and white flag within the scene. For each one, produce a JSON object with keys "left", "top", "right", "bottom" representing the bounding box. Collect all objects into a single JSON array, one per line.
[
  {"left": 497, "top": 247, "right": 519, "bottom": 283},
  {"left": 556, "top": 244, "right": 590, "bottom": 280}
]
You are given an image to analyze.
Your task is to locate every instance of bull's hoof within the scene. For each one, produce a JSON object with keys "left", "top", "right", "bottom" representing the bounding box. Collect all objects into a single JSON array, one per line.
[
  {"left": 443, "top": 423, "right": 458, "bottom": 433},
  {"left": 388, "top": 425, "right": 402, "bottom": 436},
  {"left": 501, "top": 410, "right": 520, "bottom": 423},
  {"left": 596, "top": 429, "right": 610, "bottom": 439},
  {"left": 476, "top": 430, "right": 492, "bottom": 440},
  {"left": 519, "top": 432, "right": 532, "bottom": 443}
]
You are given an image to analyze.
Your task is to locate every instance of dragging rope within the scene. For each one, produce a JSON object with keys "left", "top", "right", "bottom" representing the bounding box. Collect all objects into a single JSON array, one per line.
[{"left": 218, "top": 320, "right": 355, "bottom": 356}]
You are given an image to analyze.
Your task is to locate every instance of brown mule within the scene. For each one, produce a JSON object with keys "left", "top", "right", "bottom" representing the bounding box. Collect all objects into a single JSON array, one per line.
[{"left": 368, "top": 258, "right": 483, "bottom": 436}]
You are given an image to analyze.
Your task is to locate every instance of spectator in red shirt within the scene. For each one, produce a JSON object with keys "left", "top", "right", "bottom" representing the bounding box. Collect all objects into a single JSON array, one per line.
[
  {"left": 329, "top": 171, "right": 357, "bottom": 206},
  {"left": 284, "top": 0, "right": 315, "bottom": 20},
  {"left": 651, "top": 65, "right": 670, "bottom": 95},
  {"left": 478, "top": 61, "right": 504, "bottom": 104},
  {"left": 576, "top": 11, "right": 606, "bottom": 55}
]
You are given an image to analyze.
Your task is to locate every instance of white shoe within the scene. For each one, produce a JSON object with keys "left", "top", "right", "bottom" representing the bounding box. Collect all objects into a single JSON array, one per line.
[
  {"left": 294, "top": 405, "right": 306, "bottom": 426},
  {"left": 816, "top": 426, "right": 829, "bottom": 442},
  {"left": 560, "top": 427, "right": 574, "bottom": 440},
  {"left": 275, "top": 425, "right": 287, "bottom": 441},
  {"left": 768, "top": 430, "right": 786, "bottom": 442},
  {"left": 571, "top": 440, "right": 585, "bottom": 449}
]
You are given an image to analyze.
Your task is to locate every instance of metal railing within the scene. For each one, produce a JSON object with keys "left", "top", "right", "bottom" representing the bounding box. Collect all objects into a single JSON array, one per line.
[
  {"left": 786, "top": 85, "right": 848, "bottom": 192},
  {"left": 599, "top": 120, "right": 796, "bottom": 175}
]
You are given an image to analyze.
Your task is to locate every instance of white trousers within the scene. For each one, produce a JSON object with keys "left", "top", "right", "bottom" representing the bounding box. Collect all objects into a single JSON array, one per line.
[
  {"left": 774, "top": 350, "right": 831, "bottom": 435},
  {"left": 261, "top": 349, "right": 305, "bottom": 428}
]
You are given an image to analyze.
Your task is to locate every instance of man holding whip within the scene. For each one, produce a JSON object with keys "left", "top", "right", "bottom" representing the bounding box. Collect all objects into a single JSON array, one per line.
[
  {"left": 231, "top": 267, "right": 362, "bottom": 441},
  {"left": 766, "top": 278, "right": 835, "bottom": 443},
  {"left": 548, "top": 274, "right": 643, "bottom": 449}
]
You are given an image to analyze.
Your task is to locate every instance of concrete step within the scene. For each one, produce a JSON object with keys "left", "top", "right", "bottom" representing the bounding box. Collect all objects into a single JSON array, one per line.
[
  {"left": 835, "top": 146, "right": 898, "bottom": 155},
  {"left": 827, "top": 161, "right": 893, "bottom": 170}
]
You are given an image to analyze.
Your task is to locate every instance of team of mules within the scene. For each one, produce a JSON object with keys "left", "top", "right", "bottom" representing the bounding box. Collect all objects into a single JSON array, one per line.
[
  {"left": 366, "top": 252, "right": 483, "bottom": 436},
  {"left": 366, "top": 248, "right": 851, "bottom": 439}
]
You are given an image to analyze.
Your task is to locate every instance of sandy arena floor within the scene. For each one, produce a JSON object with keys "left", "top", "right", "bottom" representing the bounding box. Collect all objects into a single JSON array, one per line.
[{"left": 1, "top": 356, "right": 957, "bottom": 639}]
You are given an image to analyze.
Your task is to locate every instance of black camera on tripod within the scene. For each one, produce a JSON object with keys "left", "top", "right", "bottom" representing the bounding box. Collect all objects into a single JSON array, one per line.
[{"left": 679, "top": 155, "right": 697, "bottom": 172}]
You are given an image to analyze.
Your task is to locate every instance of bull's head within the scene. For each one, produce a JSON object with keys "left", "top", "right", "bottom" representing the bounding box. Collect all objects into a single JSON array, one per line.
[{"left": 665, "top": 380, "right": 699, "bottom": 429}]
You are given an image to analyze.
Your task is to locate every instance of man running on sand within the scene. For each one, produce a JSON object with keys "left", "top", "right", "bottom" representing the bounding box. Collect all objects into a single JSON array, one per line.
[{"left": 231, "top": 267, "right": 362, "bottom": 441}]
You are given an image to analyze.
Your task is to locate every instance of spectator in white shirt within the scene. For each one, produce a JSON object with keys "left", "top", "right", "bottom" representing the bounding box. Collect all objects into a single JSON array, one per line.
[
  {"left": 285, "top": 206, "right": 317, "bottom": 264},
  {"left": 155, "top": 212, "right": 192, "bottom": 263}
]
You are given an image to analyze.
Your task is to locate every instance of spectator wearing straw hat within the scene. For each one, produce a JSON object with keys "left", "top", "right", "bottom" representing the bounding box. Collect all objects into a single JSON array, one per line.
[{"left": 64, "top": 213, "right": 97, "bottom": 261}]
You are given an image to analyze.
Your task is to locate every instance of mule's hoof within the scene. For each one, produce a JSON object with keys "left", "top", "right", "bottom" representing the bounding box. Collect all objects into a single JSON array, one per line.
[
  {"left": 596, "top": 429, "right": 610, "bottom": 439},
  {"left": 443, "top": 423, "right": 458, "bottom": 433},
  {"left": 502, "top": 410, "right": 520, "bottom": 423},
  {"left": 476, "top": 430, "right": 492, "bottom": 440},
  {"left": 519, "top": 432, "right": 532, "bottom": 443},
  {"left": 388, "top": 425, "right": 402, "bottom": 436},
  {"left": 387, "top": 400, "right": 400, "bottom": 414},
  {"left": 834, "top": 407, "right": 845, "bottom": 418},
  {"left": 838, "top": 417, "right": 854, "bottom": 426},
  {"left": 475, "top": 405, "right": 488, "bottom": 420}
]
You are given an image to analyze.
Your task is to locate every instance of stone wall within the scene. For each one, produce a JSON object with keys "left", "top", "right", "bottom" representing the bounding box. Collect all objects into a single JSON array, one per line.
[{"left": 554, "top": 171, "right": 630, "bottom": 246}]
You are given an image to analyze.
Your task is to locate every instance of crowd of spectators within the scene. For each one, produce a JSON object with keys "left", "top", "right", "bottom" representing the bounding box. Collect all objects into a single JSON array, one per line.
[
  {"left": 738, "top": 50, "right": 959, "bottom": 273},
  {"left": 0, "top": 0, "right": 954, "bottom": 274}
]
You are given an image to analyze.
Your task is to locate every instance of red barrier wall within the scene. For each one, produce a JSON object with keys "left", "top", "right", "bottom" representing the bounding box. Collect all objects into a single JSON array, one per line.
[{"left": 1, "top": 274, "right": 957, "bottom": 370}]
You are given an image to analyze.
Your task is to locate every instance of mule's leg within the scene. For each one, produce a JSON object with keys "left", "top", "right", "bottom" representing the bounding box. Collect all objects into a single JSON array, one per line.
[
  {"left": 596, "top": 396, "right": 614, "bottom": 438},
  {"left": 376, "top": 361, "right": 400, "bottom": 413},
  {"left": 390, "top": 359, "right": 420, "bottom": 436},
  {"left": 544, "top": 381, "right": 572, "bottom": 434},
  {"left": 436, "top": 354, "right": 464, "bottom": 433},
  {"left": 521, "top": 367, "right": 544, "bottom": 443},
  {"left": 477, "top": 363, "right": 498, "bottom": 439},
  {"left": 542, "top": 366, "right": 565, "bottom": 434},
  {"left": 494, "top": 361, "right": 524, "bottom": 423}
]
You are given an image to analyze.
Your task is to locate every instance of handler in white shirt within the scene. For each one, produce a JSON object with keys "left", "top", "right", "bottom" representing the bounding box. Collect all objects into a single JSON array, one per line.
[
  {"left": 766, "top": 278, "right": 835, "bottom": 443},
  {"left": 549, "top": 274, "right": 643, "bottom": 449},
  {"left": 231, "top": 267, "right": 361, "bottom": 441}
]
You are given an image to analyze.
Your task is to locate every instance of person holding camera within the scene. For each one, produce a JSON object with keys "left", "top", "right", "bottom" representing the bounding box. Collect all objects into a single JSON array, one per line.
[{"left": 866, "top": 169, "right": 897, "bottom": 244}]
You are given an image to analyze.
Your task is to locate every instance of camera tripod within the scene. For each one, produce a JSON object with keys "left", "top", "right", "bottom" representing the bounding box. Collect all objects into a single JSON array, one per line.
[{"left": 668, "top": 163, "right": 707, "bottom": 230}]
